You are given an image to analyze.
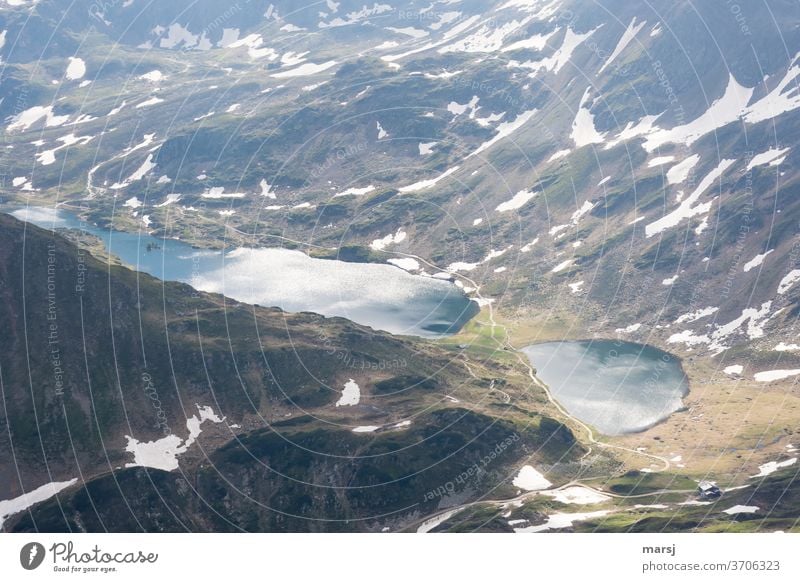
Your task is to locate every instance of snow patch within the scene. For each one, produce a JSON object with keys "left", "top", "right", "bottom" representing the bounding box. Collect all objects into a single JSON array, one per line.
[
  {"left": 272, "top": 61, "right": 337, "bottom": 78},
  {"left": 399, "top": 166, "right": 459, "bottom": 193},
  {"left": 646, "top": 159, "right": 734, "bottom": 238},
  {"left": 468, "top": 109, "right": 537, "bottom": 158},
  {"left": 334, "top": 185, "right": 376, "bottom": 198},
  {"left": 352, "top": 426, "right": 380, "bottom": 433},
  {"left": 667, "top": 155, "right": 700, "bottom": 185},
  {"left": 0, "top": 479, "right": 78, "bottom": 531},
  {"left": 598, "top": 17, "right": 646, "bottom": 74},
  {"left": 723, "top": 505, "right": 759, "bottom": 515},
  {"left": 66, "top": 57, "right": 86, "bottom": 80},
  {"left": 496, "top": 189, "right": 538, "bottom": 212},
  {"left": 124, "top": 405, "right": 225, "bottom": 471},
  {"left": 750, "top": 458, "right": 797, "bottom": 478},
  {"left": 743, "top": 250, "right": 774, "bottom": 273},
  {"left": 512, "top": 466, "right": 552, "bottom": 491},
  {"left": 370, "top": 229, "right": 407, "bottom": 251},
  {"left": 747, "top": 148, "right": 790, "bottom": 171},
  {"left": 569, "top": 281, "right": 584, "bottom": 294},
  {"left": 336, "top": 379, "right": 361, "bottom": 407},
  {"left": 571, "top": 88, "right": 605, "bottom": 147},
  {"left": 777, "top": 270, "right": 800, "bottom": 295},
  {"left": 754, "top": 369, "right": 800, "bottom": 383}
]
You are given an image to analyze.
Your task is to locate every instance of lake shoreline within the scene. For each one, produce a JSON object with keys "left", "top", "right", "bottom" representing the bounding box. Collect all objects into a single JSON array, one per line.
[
  {"left": 520, "top": 339, "right": 691, "bottom": 437},
  {"left": 4, "top": 206, "right": 479, "bottom": 339}
]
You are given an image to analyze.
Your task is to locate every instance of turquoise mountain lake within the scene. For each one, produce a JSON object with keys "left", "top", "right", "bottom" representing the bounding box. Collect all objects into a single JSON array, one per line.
[
  {"left": 7, "top": 206, "right": 478, "bottom": 338},
  {"left": 521, "top": 340, "right": 689, "bottom": 435}
]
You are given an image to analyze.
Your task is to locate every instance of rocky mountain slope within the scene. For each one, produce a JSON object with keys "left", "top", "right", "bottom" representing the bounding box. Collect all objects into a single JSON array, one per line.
[
  {"left": 0, "top": 214, "right": 591, "bottom": 531},
  {"left": 1, "top": 0, "right": 800, "bottom": 532},
  {"left": 2, "top": 0, "right": 800, "bottom": 367}
]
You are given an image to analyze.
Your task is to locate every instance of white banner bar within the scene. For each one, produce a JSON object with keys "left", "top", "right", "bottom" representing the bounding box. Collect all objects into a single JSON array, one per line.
[{"left": 1, "top": 533, "right": 798, "bottom": 581}]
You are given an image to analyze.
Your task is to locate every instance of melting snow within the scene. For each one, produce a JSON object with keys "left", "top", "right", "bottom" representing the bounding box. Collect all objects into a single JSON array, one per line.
[
  {"left": 386, "top": 26, "right": 428, "bottom": 38},
  {"left": 139, "top": 70, "right": 165, "bottom": 82},
  {"left": 615, "top": 323, "right": 642, "bottom": 334},
  {"left": 598, "top": 17, "right": 646, "bottom": 74},
  {"left": 155, "top": 194, "right": 181, "bottom": 207},
  {"left": 439, "top": 17, "right": 534, "bottom": 54},
  {"left": 225, "top": 33, "right": 276, "bottom": 59},
  {"left": 336, "top": 379, "right": 361, "bottom": 407},
  {"left": 370, "top": 229, "right": 407, "bottom": 251},
  {"left": 136, "top": 96, "right": 164, "bottom": 108},
  {"left": 747, "top": 148, "right": 790, "bottom": 171},
  {"left": 513, "top": 510, "right": 611, "bottom": 533},
  {"left": 8, "top": 106, "right": 69, "bottom": 132},
  {"left": 417, "top": 508, "right": 464, "bottom": 533},
  {"left": 723, "top": 364, "right": 743, "bottom": 376},
  {"left": 666, "top": 155, "right": 700, "bottom": 185},
  {"left": 723, "top": 505, "right": 759, "bottom": 515},
  {"left": 496, "top": 189, "right": 538, "bottom": 212},
  {"left": 644, "top": 75, "right": 754, "bottom": 151},
  {"left": 352, "top": 426, "right": 380, "bottom": 433},
  {"left": 399, "top": 166, "right": 460, "bottom": 193},
  {"left": 552, "top": 259, "right": 574, "bottom": 273},
  {"left": 0, "top": 479, "right": 78, "bottom": 531},
  {"left": 334, "top": 185, "right": 376, "bottom": 198},
  {"left": 604, "top": 115, "right": 660, "bottom": 150},
  {"left": 125, "top": 405, "right": 225, "bottom": 471},
  {"left": 648, "top": 156, "right": 676, "bottom": 167},
  {"left": 667, "top": 330, "right": 711, "bottom": 348},
  {"left": 36, "top": 133, "right": 94, "bottom": 167},
  {"left": 750, "top": 458, "right": 797, "bottom": 478},
  {"left": 259, "top": 180, "right": 276, "bottom": 199},
  {"left": 548, "top": 149, "right": 571, "bottom": 162},
  {"left": 641, "top": 59, "right": 800, "bottom": 152},
  {"left": 571, "top": 88, "right": 605, "bottom": 147},
  {"left": 419, "top": 142, "right": 437, "bottom": 155},
  {"left": 775, "top": 342, "right": 800, "bottom": 352},
  {"left": 512, "top": 466, "right": 552, "bottom": 491},
  {"left": 511, "top": 27, "right": 599, "bottom": 75},
  {"left": 777, "top": 270, "right": 800, "bottom": 295},
  {"left": 742, "top": 57, "right": 800, "bottom": 124},
  {"left": 448, "top": 96, "right": 479, "bottom": 117},
  {"left": 447, "top": 261, "right": 479, "bottom": 273},
  {"left": 201, "top": 187, "right": 245, "bottom": 199},
  {"left": 502, "top": 28, "right": 560, "bottom": 52},
  {"left": 569, "top": 281, "right": 584, "bottom": 294},
  {"left": 272, "top": 61, "right": 337, "bottom": 78},
  {"left": 743, "top": 250, "right": 774, "bottom": 272},
  {"left": 571, "top": 200, "right": 595, "bottom": 223},
  {"left": 66, "top": 57, "right": 86, "bottom": 80},
  {"left": 468, "top": 109, "right": 537, "bottom": 158},
  {"left": 675, "top": 307, "right": 718, "bottom": 324},
  {"left": 111, "top": 154, "right": 156, "bottom": 189},
  {"left": 754, "top": 369, "right": 800, "bottom": 382},
  {"left": 646, "top": 159, "right": 734, "bottom": 238}
]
